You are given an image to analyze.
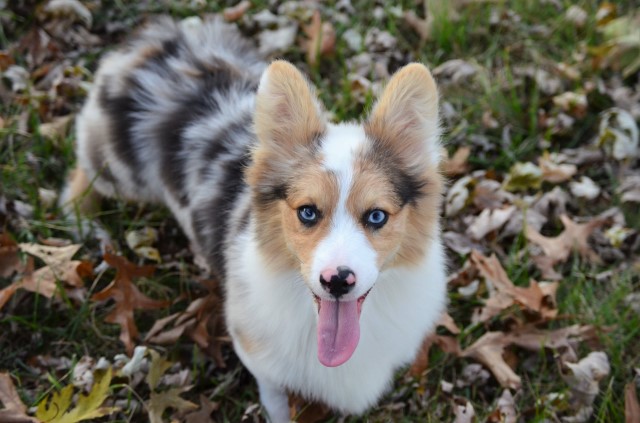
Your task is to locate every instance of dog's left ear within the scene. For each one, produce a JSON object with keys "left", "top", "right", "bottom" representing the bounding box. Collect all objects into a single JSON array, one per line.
[{"left": 366, "top": 63, "right": 440, "bottom": 168}]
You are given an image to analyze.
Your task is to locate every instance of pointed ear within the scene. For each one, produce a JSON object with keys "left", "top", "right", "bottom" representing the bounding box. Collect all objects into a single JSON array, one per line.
[
  {"left": 254, "top": 60, "right": 326, "bottom": 151},
  {"left": 366, "top": 63, "right": 441, "bottom": 168}
]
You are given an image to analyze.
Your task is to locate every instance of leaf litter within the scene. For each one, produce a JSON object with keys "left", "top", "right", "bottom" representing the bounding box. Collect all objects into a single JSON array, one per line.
[{"left": 1, "top": 0, "right": 639, "bottom": 421}]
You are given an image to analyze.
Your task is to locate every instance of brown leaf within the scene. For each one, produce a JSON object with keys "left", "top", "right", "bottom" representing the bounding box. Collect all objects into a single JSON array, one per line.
[
  {"left": 442, "top": 146, "right": 471, "bottom": 176},
  {"left": 470, "top": 251, "right": 557, "bottom": 323},
  {"left": 92, "top": 253, "right": 169, "bottom": 355},
  {"left": 462, "top": 331, "right": 522, "bottom": 389},
  {"left": 223, "top": 0, "right": 251, "bottom": 22},
  {"left": 526, "top": 214, "right": 607, "bottom": 275},
  {"left": 561, "top": 351, "right": 610, "bottom": 410},
  {"left": 184, "top": 395, "right": 219, "bottom": 423},
  {"left": 301, "top": 11, "right": 336, "bottom": 66},
  {"left": 625, "top": 382, "right": 640, "bottom": 423},
  {"left": 0, "top": 233, "right": 23, "bottom": 278},
  {"left": 487, "top": 389, "right": 517, "bottom": 423},
  {"left": 0, "top": 373, "right": 37, "bottom": 423},
  {"left": 289, "top": 393, "right": 331, "bottom": 423},
  {"left": 539, "top": 152, "right": 577, "bottom": 184}
]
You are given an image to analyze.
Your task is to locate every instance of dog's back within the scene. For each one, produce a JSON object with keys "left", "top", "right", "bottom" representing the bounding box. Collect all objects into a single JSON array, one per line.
[{"left": 62, "top": 16, "right": 266, "bottom": 278}]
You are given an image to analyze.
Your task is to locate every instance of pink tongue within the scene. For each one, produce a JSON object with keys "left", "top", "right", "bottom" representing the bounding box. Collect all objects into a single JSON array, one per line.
[{"left": 317, "top": 298, "right": 360, "bottom": 367}]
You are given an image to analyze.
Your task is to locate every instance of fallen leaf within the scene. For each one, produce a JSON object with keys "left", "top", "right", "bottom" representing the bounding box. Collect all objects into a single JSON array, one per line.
[
  {"left": 453, "top": 397, "right": 475, "bottom": 423},
  {"left": 222, "top": 0, "right": 251, "bottom": 22},
  {"left": 301, "top": 11, "right": 336, "bottom": 66},
  {"left": 0, "top": 373, "right": 38, "bottom": 423},
  {"left": 0, "top": 233, "right": 23, "bottom": 278},
  {"left": 125, "top": 227, "right": 160, "bottom": 262},
  {"left": 146, "top": 349, "right": 173, "bottom": 391},
  {"left": 42, "top": 0, "right": 93, "bottom": 28},
  {"left": 91, "top": 253, "right": 169, "bottom": 355},
  {"left": 442, "top": 146, "right": 471, "bottom": 176},
  {"left": 526, "top": 214, "right": 607, "bottom": 274},
  {"left": 145, "top": 292, "right": 224, "bottom": 367},
  {"left": 433, "top": 59, "right": 477, "bottom": 85},
  {"left": 35, "top": 367, "right": 118, "bottom": 423},
  {"left": 597, "top": 108, "right": 639, "bottom": 160},
  {"left": 184, "top": 395, "right": 219, "bottom": 423},
  {"left": 618, "top": 174, "right": 640, "bottom": 203},
  {"left": 487, "top": 389, "right": 517, "bottom": 423},
  {"left": 466, "top": 205, "right": 516, "bottom": 241},
  {"left": 561, "top": 351, "right": 610, "bottom": 418},
  {"left": 288, "top": 393, "right": 331, "bottom": 423},
  {"left": 570, "top": 176, "right": 601, "bottom": 200},
  {"left": 147, "top": 387, "right": 198, "bottom": 423},
  {"left": 503, "top": 162, "right": 543, "bottom": 192},
  {"left": 625, "top": 382, "right": 640, "bottom": 423},
  {"left": 565, "top": 5, "right": 588, "bottom": 27},
  {"left": 470, "top": 251, "right": 558, "bottom": 323},
  {"left": 539, "top": 152, "right": 577, "bottom": 183},
  {"left": 39, "top": 115, "right": 74, "bottom": 142},
  {"left": 258, "top": 25, "right": 298, "bottom": 57},
  {"left": 462, "top": 331, "right": 521, "bottom": 389},
  {"left": 445, "top": 175, "right": 475, "bottom": 216}
]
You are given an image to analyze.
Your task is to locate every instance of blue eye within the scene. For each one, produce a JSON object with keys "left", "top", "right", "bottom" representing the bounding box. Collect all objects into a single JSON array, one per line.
[
  {"left": 298, "top": 205, "right": 319, "bottom": 226},
  {"left": 365, "top": 209, "right": 388, "bottom": 229}
]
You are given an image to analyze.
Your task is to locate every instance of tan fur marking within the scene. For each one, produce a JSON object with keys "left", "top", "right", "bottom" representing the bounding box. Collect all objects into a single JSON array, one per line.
[
  {"left": 282, "top": 167, "right": 338, "bottom": 276},
  {"left": 64, "top": 167, "right": 101, "bottom": 214},
  {"left": 366, "top": 63, "right": 439, "bottom": 171},
  {"left": 347, "top": 158, "right": 442, "bottom": 269},
  {"left": 254, "top": 61, "right": 326, "bottom": 153}
]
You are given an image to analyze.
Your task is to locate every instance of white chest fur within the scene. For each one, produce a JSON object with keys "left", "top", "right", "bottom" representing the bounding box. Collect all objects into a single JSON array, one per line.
[{"left": 224, "top": 227, "right": 447, "bottom": 416}]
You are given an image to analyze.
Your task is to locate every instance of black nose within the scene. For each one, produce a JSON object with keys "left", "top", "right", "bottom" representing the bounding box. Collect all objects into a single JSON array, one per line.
[{"left": 319, "top": 266, "right": 356, "bottom": 298}]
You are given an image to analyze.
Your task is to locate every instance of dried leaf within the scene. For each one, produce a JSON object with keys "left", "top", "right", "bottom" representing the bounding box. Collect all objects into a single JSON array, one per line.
[
  {"left": 597, "top": 108, "right": 639, "bottom": 160},
  {"left": 91, "top": 253, "right": 168, "bottom": 355},
  {"left": 466, "top": 205, "right": 516, "bottom": 241},
  {"left": 453, "top": 397, "right": 476, "bottom": 423},
  {"left": 147, "top": 386, "right": 198, "bottom": 423},
  {"left": 258, "top": 25, "right": 298, "bottom": 57},
  {"left": 442, "top": 146, "right": 471, "bottom": 176},
  {"left": 618, "top": 175, "right": 640, "bottom": 203},
  {"left": 625, "top": 382, "right": 640, "bottom": 423},
  {"left": 503, "top": 162, "right": 543, "bottom": 192},
  {"left": 445, "top": 176, "right": 475, "bottom": 216},
  {"left": 561, "top": 351, "right": 610, "bottom": 409},
  {"left": 0, "top": 233, "right": 23, "bottom": 278},
  {"left": 301, "top": 11, "right": 336, "bottom": 66},
  {"left": 184, "top": 395, "right": 219, "bottom": 423},
  {"left": 570, "top": 176, "right": 601, "bottom": 200},
  {"left": 433, "top": 59, "right": 477, "bottom": 85},
  {"left": 0, "top": 373, "right": 37, "bottom": 423},
  {"left": 490, "top": 389, "right": 517, "bottom": 423},
  {"left": 462, "top": 331, "right": 521, "bottom": 389},
  {"left": 43, "top": 0, "right": 93, "bottom": 27},
  {"left": 222, "top": 0, "right": 251, "bottom": 22},
  {"left": 146, "top": 350, "right": 173, "bottom": 391},
  {"left": 125, "top": 227, "right": 160, "bottom": 262},
  {"left": 539, "top": 152, "right": 577, "bottom": 183},
  {"left": 526, "top": 214, "right": 607, "bottom": 273},
  {"left": 35, "top": 367, "right": 118, "bottom": 423}
]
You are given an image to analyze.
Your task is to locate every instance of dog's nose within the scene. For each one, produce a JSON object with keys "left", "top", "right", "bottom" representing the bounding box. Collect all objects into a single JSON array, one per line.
[{"left": 319, "top": 266, "right": 356, "bottom": 298}]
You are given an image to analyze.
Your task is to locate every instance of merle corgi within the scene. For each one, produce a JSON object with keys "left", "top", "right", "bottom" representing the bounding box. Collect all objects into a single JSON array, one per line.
[{"left": 61, "top": 16, "right": 447, "bottom": 422}]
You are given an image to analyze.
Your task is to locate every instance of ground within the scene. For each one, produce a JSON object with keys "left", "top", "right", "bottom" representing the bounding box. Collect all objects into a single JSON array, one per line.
[{"left": 0, "top": 1, "right": 639, "bottom": 422}]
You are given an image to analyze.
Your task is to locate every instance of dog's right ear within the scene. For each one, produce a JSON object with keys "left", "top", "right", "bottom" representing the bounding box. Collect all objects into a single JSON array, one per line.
[{"left": 255, "top": 61, "right": 326, "bottom": 152}]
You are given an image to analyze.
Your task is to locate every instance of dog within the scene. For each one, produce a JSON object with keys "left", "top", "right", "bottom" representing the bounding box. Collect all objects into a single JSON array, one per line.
[{"left": 61, "top": 16, "right": 447, "bottom": 422}]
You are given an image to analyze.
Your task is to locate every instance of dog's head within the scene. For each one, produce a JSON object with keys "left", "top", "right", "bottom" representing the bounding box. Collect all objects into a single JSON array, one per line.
[{"left": 247, "top": 61, "right": 442, "bottom": 367}]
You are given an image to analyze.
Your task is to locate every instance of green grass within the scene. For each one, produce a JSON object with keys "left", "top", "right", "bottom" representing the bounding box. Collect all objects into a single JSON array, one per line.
[{"left": 1, "top": 0, "right": 639, "bottom": 421}]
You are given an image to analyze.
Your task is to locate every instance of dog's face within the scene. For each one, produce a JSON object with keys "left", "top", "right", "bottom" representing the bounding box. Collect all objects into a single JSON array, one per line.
[{"left": 247, "top": 61, "right": 442, "bottom": 367}]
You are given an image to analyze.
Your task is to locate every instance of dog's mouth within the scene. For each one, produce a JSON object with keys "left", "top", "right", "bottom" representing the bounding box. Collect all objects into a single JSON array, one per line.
[{"left": 313, "top": 288, "right": 372, "bottom": 367}]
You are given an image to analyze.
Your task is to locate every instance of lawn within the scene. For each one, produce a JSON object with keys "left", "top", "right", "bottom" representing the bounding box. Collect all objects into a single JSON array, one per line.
[{"left": 1, "top": 0, "right": 639, "bottom": 422}]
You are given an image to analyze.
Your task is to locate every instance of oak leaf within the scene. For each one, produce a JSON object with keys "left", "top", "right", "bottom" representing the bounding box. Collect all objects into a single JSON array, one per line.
[
  {"left": 91, "top": 253, "right": 169, "bottom": 355},
  {"left": 526, "top": 214, "right": 607, "bottom": 277},
  {"left": 0, "top": 373, "right": 38, "bottom": 423},
  {"left": 147, "top": 387, "right": 198, "bottom": 423},
  {"left": 184, "top": 395, "right": 219, "bottom": 423}
]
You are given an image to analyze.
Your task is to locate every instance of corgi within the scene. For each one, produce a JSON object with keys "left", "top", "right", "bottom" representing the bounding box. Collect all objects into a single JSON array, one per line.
[{"left": 61, "top": 16, "right": 447, "bottom": 422}]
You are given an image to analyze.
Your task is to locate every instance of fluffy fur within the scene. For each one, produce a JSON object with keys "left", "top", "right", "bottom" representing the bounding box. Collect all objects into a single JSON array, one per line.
[{"left": 61, "top": 16, "right": 447, "bottom": 422}]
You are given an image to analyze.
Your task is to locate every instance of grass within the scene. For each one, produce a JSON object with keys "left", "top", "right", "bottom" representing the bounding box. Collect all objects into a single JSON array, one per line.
[{"left": 1, "top": 0, "right": 639, "bottom": 421}]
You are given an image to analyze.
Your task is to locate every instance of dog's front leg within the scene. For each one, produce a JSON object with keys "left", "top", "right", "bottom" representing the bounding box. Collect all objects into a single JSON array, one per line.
[{"left": 257, "top": 379, "right": 291, "bottom": 423}]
